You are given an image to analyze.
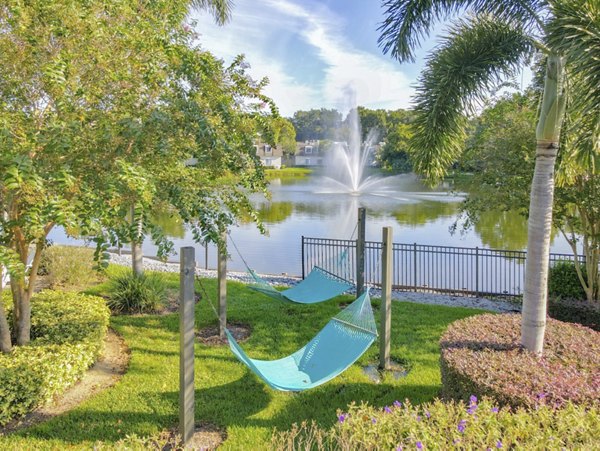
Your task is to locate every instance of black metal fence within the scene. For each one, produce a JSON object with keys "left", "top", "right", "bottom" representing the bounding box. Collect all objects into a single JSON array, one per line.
[{"left": 301, "top": 236, "right": 584, "bottom": 297}]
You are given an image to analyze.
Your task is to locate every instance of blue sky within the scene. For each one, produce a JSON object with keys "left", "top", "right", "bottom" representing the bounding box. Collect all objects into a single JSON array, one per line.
[{"left": 191, "top": 1, "right": 525, "bottom": 117}]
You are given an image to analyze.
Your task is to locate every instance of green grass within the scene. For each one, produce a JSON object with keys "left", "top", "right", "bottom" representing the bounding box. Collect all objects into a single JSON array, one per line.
[
  {"left": 0, "top": 270, "right": 483, "bottom": 449},
  {"left": 264, "top": 167, "right": 313, "bottom": 177}
]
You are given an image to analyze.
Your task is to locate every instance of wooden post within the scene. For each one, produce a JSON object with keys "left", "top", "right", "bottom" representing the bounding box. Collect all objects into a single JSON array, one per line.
[
  {"left": 218, "top": 231, "right": 227, "bottom": 338},
  {"left": 179, "top": 247, "right": 195, "bottom": 444},
  {"left": 356, "top": 207, "right": 366, "bottom": 297},
  {"left": 379, "top": 227, "right": 393, "bottom": 370}
]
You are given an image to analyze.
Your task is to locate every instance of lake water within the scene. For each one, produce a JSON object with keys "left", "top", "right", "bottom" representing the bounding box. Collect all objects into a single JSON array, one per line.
[{"left": 49, "top": 173, "right": 573, "bottom": 276}]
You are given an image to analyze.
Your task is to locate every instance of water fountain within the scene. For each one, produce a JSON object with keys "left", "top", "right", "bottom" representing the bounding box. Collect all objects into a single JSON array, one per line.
[{"left": 318, "top": 102, "right": 389, "bottom": 195}]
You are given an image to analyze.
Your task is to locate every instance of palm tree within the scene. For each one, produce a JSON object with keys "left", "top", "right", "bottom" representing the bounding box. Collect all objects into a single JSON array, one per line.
[{"left": 378, "top": 0, "right": 599, "bottom": 354}]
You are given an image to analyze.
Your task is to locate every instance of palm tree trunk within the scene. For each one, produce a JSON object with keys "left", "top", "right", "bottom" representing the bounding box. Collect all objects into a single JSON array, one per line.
[{"left": 521, "top": 54, "right": 566, "bottom": 354}]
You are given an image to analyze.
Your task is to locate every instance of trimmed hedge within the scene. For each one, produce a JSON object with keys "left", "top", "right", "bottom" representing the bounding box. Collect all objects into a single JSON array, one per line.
[
  {"left": 0, "top": 290, "right": 110, "bottom": 426},
  {"left": 548, "top": 260, "right": 586, "bottom": 300},
  {"left": 439, "top": 313, "right": 600, "bottom": 409},
  {"left": 548, "top": 298, "right": 600, "bottom": 331},
  {"left": 271, "top": 398, "right": 600, "bottom": 450}
]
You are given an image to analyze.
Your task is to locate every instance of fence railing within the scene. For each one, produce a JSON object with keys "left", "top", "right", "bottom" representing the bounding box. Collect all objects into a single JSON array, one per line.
[{"left": 301, "top": 236, "right": 584, "bottom": 297}]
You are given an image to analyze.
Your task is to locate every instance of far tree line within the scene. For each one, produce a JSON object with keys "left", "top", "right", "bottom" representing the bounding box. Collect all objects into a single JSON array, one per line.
[{"left": 287, "top": 107, "right": 415, "bottom": 172}]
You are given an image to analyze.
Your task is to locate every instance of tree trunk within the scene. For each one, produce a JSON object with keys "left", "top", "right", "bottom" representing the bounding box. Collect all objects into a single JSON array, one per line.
[
  {"left": 132, "top": 240, "right": 144, "bottom": 276},
  {"left": 521, "top": 55, "right": 566, "bottom": 354},
  {"left": 131, "top": 204, "right": 144, "bottom": 276},
  {"left": 0, "top": 270, "right": 12, "bottom": 353}
]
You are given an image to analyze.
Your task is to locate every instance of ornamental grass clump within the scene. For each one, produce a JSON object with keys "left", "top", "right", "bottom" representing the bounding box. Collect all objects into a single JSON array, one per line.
[
  {"left": 271, "top": 398, "right": 599, "bottom": 450},
  {"left": 107, "top": 272, "right": 166, "bottom": 314},
  {"left": 440, "top": 313, "right": 600, "bottom": 409},
  {"left": 0, "top": 290, "right": 109, "bottom": 426}
]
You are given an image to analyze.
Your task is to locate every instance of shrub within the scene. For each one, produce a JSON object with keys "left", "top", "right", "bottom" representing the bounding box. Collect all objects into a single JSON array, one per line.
[
  {"left": 548, "top": 298, "right": 600, "bottom": 331},
  {"left": 0, "top": 290, "right": 109, "bottom": 426},
  {"left": 38, "top": 245, "right": 103, "bottom": 289},
  {"left": 548, "top": 260, "right": 586, "bottom": 300},
  {"left": 440, "top": 313, "right": 599, "bottom": 409},
  {"left": 107, "top": 272, "right": 166, "bottom": 314},
  {"left": 271, "top": 398, "right": 600, "bottom": 450}
]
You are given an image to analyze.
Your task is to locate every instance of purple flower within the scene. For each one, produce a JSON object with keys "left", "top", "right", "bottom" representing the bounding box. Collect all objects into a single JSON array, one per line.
[
  {"left": 338, "top": 413, "right": 346, "bottom": 423},
  {"left": 469, "top": 395, "right": 478, "bottom": 405},
  {"left": 537, "top": 392, "right": 546, "bottom": 400},
  {"left": 457, "top": 420, "right": 467, "bottom": 434},
  {"left": 384, "top": 406, "right": 392, "bottom": 414},
  {"left": 467, "top": 406, "right": 477, "bottom": 415},
  {"left": 371, "top": 418, "right": 377, "bottom": 424},
  {"left": 416, "top": 442, "right": 423, "bottom": 450},
  {"left": 394, "top": 400, "right": 402, "bottom": 408},
  {"left": 396, "top": 447, "right": 403, "bottom": 451},
  {"left": 416, "top": 415, "right": 422, "bottom": 421},
  {"left": 453, "top": 439, "right": 460, "bottom": 445},
  {"left": 425, "top": 411, "right": 431, "bottom": 419},
  {"left": 491, "top": 407, "right": 499, "bottom": 413},
  {"left": 496, "top": 440, "right": 503, "bottom": 448}
]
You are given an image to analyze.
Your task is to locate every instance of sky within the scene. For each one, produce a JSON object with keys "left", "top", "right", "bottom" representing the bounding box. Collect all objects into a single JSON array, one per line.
[{"left": 191, "top": 0, "right": 528, "bottom": 117}]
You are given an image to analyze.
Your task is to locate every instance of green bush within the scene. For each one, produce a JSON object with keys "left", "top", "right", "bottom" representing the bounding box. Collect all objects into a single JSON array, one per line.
[
  {"left": 0, "top": 290, "right": 109, "bottom": 426},
  {"left": 549, "top": 298, "right": 600, "bottom": 331},
  {"left": 439, "top": 313, "right": 599, "bottom": 409},
  {"left": 548, "top": 260, "right": 586, "bottom": 300},
  {"left": 38, "top": 245, "right": 103, "bottom": 289},
  {"left": 271, "top": 398, "right": 600, "bottom": 450},
  {"left": 107, "top": 272, "right": 166, "bottom": 314}
]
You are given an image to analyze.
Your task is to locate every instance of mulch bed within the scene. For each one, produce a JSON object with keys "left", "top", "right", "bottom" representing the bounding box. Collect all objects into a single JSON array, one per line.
[{"left": 196, "top": 322, "right": 251, "bottom": 346}]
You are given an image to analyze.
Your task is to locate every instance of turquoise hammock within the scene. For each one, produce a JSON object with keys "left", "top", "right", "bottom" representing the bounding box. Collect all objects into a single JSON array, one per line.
[
  {"left": 229, "top": 235, "right": 355, "bottom": 304},
  {"left": 225, "top": 290, "right": 377, "bottom": 391},
  {"left": 246, "top": 265, "right": 353, "bottom": 304}
]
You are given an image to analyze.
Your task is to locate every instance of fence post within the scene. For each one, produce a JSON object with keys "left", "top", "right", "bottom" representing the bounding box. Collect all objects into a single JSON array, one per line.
[
  {"left": 179, "top": 247, "right": 195, "bottom": 445},
  {"left": 218, "top": 230, "right": 227, "bottom": 338},
  {"left": 356, "top": 208, "right": 366, "bottom": 297},
  {"left": 301, "top": 235, "right": 305, "bottom": 280},
  {"left": 413, "top": 243, "right": 418, "bottom": 292},
  {"left": 379, "top": 227, "right": 393, "bottom": 370},
  {"left": 475, "top": 247, "right": 479, "bottom": 297}
]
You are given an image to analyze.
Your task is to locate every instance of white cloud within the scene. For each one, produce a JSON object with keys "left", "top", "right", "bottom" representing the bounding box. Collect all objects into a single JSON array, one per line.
[{"left": 191, "top": 0, "right": 413, "bottom": 115}]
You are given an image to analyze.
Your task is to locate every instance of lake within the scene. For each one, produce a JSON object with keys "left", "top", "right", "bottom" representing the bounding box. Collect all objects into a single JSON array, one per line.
[{"left": 49, "top": 172, "right": 573, "bottom": 276}]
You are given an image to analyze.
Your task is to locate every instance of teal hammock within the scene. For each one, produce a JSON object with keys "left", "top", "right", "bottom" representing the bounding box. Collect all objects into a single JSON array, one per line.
[
  {"left": 226, "top": 290, "right": 377, "bottom": 391},
  {"left": 247, "top": 266, "right": 354, "bottom": 304}
]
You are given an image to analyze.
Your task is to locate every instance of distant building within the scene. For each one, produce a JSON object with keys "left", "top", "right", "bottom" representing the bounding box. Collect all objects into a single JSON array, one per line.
[
  {"left": 294, "top": 140, "right": 324, "bottom": 167},
  {"left": 254, "top": 142, "right": 283, "bottom": 169}
]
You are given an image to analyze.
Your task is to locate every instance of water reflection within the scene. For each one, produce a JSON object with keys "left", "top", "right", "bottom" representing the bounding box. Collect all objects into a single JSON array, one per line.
[
  {"left": 48, "top": 173, "right": 574, "bottom": 275},
  {"left": 392, "top": 201, "right": 459, "bottom": 227}
]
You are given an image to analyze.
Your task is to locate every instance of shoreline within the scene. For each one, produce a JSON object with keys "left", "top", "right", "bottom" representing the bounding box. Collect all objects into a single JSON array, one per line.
[{"left": 109, "top": 253, "right": 520, "bottom": 313}]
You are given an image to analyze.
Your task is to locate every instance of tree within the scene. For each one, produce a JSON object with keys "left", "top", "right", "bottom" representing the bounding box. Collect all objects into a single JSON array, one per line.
[
  {"left": 377, "top": 122, "right": 413, "bottom": 172},
  {"left": 290, "top": 109, "right": 343, "bottom": 141},
  {"left": 271, "top": 117, "right": 297, "bottom": 157},
  {"left": 0, "top": 0, "right": 273, "bottom": 351},
  {"left": 457, "top": 92, "right": 599, "bottom": 301},
  {"left": 379, "top": 0, "right": 599, "bottom": 354}
]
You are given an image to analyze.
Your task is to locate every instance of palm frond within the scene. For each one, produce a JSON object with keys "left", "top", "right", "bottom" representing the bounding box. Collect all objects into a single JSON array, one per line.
[
  {"left": 547, "top": 0, "right": 600, "bottom": 153},
  {"left": 191, "top": 0, "right": 233, "bottom": 25},
  {"left": 378, "top": 0, "right": 546, "bottom": 62},
  {"left": 409, "top": 16, "right": 534, "bottom": 183}
]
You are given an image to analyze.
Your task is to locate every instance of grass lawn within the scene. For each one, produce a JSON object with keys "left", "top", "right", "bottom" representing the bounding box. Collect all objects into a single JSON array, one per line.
[
  {"left": 264, "top": 167, "right": 313, "bottom": 177},
  {"left": 0, "top": 270, "right": 483, "bottom": 449}
]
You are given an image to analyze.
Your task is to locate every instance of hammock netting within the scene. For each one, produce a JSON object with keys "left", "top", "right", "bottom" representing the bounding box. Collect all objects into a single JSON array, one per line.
[
  {"left": 247, "top": 266, "right": 353, "bottom": 304},
  {"left": 226, "top": 290, "right": 377, "bottom": 391}
]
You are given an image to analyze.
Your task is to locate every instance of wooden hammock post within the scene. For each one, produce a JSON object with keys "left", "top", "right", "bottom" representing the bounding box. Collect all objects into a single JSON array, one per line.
[
  {"left": 379, "top": 227, "right": 393, "bottom": 370},
  {"left": 218, "top": 230, "right": 227, "bottom": 339},
  {"left": 179, "top": 247, "right": 196, "bottom": 444},
  {"left": 356, "top": 207, "right": 366, "bottom": 297}
]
